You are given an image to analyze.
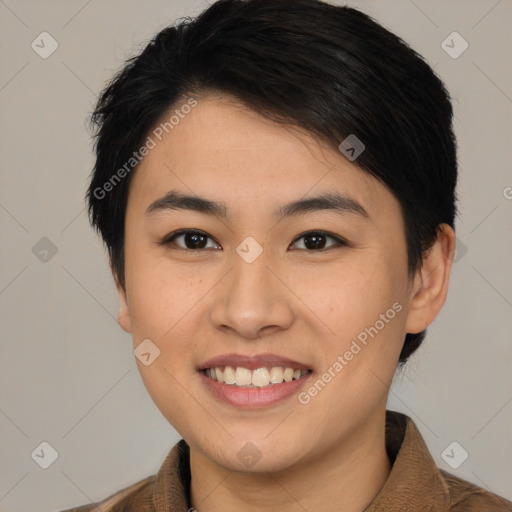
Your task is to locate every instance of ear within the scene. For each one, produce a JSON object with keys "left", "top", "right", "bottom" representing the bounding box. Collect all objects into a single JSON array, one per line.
[
  {"left": 405, "top": 224, "right": 456, "bottom": 334},
  {"left": 112, "top": 269, "right": 132, "bottom": 333}
]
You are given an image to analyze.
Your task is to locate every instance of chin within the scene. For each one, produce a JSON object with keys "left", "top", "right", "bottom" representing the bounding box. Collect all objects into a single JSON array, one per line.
[{"left": 203, "top": 436, "right": 306, "bottom": 474}]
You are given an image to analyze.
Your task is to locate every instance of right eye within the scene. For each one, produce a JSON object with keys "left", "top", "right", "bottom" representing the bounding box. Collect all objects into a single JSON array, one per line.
[{"left": 159, "top": 229, "right": 221, "bottom": 251}]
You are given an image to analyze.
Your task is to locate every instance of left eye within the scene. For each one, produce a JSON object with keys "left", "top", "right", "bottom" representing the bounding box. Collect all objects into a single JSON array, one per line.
[
  {"left": 159, "top": 230, "right": 346, "bottom": 251},
  {"left": 290, "top": 231, "right": 346, "bottom": 251}
]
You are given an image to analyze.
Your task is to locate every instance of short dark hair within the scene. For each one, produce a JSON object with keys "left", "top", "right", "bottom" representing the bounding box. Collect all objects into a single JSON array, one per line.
[{"left": 87, "top": 0, "right": 458, "bottom": 365}]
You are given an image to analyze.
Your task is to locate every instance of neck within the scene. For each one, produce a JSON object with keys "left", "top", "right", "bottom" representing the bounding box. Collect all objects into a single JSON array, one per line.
[{"left": 189, "top": 409, "right": 391, "bottom": 512}]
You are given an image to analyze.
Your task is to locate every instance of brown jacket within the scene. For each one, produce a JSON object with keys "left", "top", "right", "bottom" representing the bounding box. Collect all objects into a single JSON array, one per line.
[{"left": 59, "top": 410, "right": 512, "bottom": 511}]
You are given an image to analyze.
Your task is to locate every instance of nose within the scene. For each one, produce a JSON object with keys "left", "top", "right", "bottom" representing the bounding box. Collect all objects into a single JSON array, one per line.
[{"left": 209, "top": 248, "right": 294, "bottom": 339}]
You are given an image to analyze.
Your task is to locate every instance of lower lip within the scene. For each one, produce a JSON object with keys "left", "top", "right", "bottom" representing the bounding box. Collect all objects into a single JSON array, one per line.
[{"left": 198, "top": 371, "right": 312, "bottom": 409}]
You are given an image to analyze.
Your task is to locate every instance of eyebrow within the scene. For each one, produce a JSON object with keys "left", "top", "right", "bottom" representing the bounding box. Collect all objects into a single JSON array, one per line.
[{"left": 146, "top": 189, "right": 369, "bottom": 220}]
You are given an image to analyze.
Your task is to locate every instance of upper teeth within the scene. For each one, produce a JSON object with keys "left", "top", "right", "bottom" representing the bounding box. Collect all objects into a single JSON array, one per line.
[{"left": 205, "top": 366, "right": 309, "bottom": 387}]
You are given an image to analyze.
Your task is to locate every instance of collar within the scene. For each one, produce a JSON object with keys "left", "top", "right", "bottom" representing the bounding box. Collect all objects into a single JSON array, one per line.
[
  {"left": 151, "top": 410, "right": 451, "bottom": 511},
  {"left": 364, "top": 410, "right": 450, "bottom": 511}
]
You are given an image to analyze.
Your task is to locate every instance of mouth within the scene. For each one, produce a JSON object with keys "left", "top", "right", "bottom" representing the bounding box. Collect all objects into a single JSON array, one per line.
[
  {"left": 197, "top": 353, "right": 314, "bottom": 408},
  {"left": 201, "top": 366, "right": 312, "bottom": 388}
]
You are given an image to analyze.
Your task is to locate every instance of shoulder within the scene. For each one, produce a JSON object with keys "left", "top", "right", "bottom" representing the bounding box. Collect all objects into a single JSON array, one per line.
[
  {"left": 379, "top": 411, "right": 512, "bottom": 511},
  {"left": 56, "top": 439, "right": 189, "bottom": 511},
  {"left": 441, "top": 469, "right": 512, "bottom": 511},
  {"left": 56, "top": 475, "right": 155, "bottom": 512}
]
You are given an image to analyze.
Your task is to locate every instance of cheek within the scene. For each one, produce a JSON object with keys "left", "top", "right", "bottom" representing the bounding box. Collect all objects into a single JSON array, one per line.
[
  {"left": 308, "top": 257, "right": 408, "bottom": 375},
  {"left": 306, "top": 260, "right": 395, "bottom": 333},
  {"left": 125, "top": 245, "right": 206, "bottom": 340},
  {"left": 124, "top": 257, "right": 207, "bottom": 433}
]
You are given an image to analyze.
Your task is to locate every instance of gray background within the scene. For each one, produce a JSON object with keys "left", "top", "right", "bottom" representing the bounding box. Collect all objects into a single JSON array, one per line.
[{"left": 0, "top": 0, "right": 511, "bottom": 510}]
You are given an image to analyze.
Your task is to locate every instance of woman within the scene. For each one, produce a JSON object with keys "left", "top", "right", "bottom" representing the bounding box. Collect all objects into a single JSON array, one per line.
[{"left": 61, "top": 0, "right": 512, "bottom": 510}]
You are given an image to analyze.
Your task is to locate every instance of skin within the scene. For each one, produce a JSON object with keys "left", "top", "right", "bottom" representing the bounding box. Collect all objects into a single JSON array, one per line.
[{"left": 116, "top": 93, "right": 455, "bottom": 512}]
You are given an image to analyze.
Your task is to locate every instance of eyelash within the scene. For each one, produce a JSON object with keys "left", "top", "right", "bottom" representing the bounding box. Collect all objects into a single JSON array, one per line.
[{"left": 158, "top": 229, "right": 347, "bottom": 252}]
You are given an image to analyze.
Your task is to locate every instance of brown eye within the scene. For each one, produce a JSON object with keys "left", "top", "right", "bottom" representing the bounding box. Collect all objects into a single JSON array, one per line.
[
  {"left": 290, "top": 231, "right": 346, "bottom": 251},
  {"left": 161, "top": 230, "right": 220, "bottom": 250}
]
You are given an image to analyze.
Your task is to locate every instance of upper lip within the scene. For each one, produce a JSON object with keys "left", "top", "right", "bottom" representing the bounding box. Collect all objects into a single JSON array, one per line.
[{"left": 198, "top": 353, "right": 312, "bottom": 371}]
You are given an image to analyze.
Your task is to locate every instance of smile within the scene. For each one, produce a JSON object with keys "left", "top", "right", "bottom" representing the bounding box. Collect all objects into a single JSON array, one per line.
[{"left": 203, "top": 366, "right": 312, "bottom": 388}]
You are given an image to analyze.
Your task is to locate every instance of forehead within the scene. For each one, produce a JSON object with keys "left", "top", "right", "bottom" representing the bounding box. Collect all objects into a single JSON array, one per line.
[{"left": 128, "top": 95, "right": 397, "bottom": 222}]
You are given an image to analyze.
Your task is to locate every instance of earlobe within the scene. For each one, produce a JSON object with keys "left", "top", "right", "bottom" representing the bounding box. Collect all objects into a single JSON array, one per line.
[
  {"left": 405, "top": 224, "right": 456, "bottom": 334},
  {"left": 113, "top": 273, "right": 133, "bottom": 333}
]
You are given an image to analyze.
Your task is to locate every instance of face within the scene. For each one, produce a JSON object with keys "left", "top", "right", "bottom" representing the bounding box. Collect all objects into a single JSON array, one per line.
[{"left": 118, "top": 93, "right": 429, "bottom": 473}]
